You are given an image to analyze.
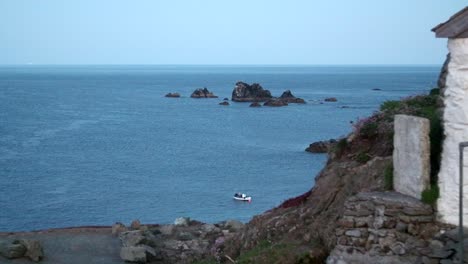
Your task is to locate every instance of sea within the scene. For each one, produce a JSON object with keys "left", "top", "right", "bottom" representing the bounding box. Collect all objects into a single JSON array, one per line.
[{"left": 0, "top": 65, "right": 440, "bottom": 232}]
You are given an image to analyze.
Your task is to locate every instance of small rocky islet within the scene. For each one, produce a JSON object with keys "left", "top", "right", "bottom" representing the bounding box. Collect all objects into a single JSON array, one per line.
[{"left": 165, "top": 81, "right": 316, "bottom": 107}]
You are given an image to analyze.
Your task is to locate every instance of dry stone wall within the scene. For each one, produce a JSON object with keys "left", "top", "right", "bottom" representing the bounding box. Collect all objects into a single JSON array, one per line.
[{"left": 327, "top": 192, "right": 462, "bottom": 264}]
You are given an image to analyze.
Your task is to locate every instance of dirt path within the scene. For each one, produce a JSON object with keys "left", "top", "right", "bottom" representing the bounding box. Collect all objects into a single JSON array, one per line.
[{"left": 0, "top": 227, "right": 124, "bottom": 264}]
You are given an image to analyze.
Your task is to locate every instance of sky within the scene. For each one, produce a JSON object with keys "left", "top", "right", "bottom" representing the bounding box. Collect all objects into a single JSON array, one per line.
[{"left": 0, "top": 1, "right": 465, "bottom": 65}]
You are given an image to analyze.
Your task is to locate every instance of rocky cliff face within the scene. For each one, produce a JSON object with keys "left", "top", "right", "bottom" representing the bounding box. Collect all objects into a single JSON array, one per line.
[
  {"left": 223, "top": 121, "right": 395, "bottom": 262},
  {"left": 231, "top": 82, "right": 273, "bottom": 102}
]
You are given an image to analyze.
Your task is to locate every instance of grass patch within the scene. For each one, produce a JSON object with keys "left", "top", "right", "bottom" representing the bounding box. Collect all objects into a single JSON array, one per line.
[
  {"left": 421, "top": 184, "right": 440, "bottom": 206},
  {"left": 236, "top": 240, "right": 295, "bottom": 264},
  {"left": 384, "top": 164, "right": 394, "bottom": 190}
]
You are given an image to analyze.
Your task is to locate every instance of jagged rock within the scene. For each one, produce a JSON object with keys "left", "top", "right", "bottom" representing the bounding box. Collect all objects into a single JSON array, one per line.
[
  {"left": 305, "top": 139, "right": 336, "bottom": 153},
  {"left": 120, "top": 246, "right": 147, "bottom": 263},
  {"left": 159, "top": 225, "right": 175, "bottom": 236},
  {"left": 324, "top": 97, "right": 338, "bottom": 102},
  {"left": 17, "top": 239, "right": 44, "bottom": 262},
  {"left": 0, "top": 241, "right": 26, "bottom": 259},
  {"left": 190, "top": 88, "right": 218, "bottom": 98},
  {"left": 119, "top": 230, "right": 146, "bottom": 247},
  {"left": 131, "top": 219, "right": 141, "bottom": 230},
  {"left": 279, "top": 90, "right": 306, "bottom": 104},
  {"left": 174, "top": 217, "right": 190, "bottom": 226},
  {"left": 165, "top": 92, "right": 180, "bottom": 98},
  {"left": 263, "top": 99, "right": 288, "bottom": 107},
  {"left": 112, "top": 222, "right": 128, "bottom": 236},
  {"left": 231, "top": 82, "right": 272, "bottom": 102},
  {"left": 249, "top": 102, "right": 262, "bottom": 107},
  {"left": 219, "top": 101, "right": 229, "bottom": 106},
  {"left": 224, "top": 220, "right": 244, "bottom": 232}
]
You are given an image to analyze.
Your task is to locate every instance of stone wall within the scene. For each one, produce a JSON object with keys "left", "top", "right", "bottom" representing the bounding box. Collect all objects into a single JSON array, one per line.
[
  {"left": 437, "top": 38, "right": 468, "bottom": 226},
  {"left": 393, "top": 115, "right": 431, "bottom": 199},
  {"left": 327, "top": 192, "right": 462, "bottom": 264}
]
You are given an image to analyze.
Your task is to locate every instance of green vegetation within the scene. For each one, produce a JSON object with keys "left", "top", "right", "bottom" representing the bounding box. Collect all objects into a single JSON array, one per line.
[
  {"left": 235, "top": 240, "right": 296, "bottom": 264},
  {"left": 421, "top": 184, "right": 440, "bottom": 206},
  {"left": 357, "top": 89, "right": 443, "bottom": 201},
  {"left": 334, "top": 138, "right": 348, "bottom": 157},
  {"left": 384, "top": 164, "right": 394, "bottom": 190},
  {"left": 356, "top": 151, "right": 371, "bottom": 164}
]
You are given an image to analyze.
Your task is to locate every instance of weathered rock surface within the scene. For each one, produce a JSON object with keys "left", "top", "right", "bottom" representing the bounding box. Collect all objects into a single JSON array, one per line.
[
  {"left": 120, "top": 246, "right": 147, "bottom": 263},
  {"left": 393, "top": 115, "right": 430, "bottom": 199},
  {"left": 112, "top": 222, "right": 128, "bottom": 236},
  {"left": 190, "top": 88, "right": 218, "bottom": 98},
  {"left": 305, "top": 139, "right": 337, "bottom": 153},
  {"left": 0, "top": 241, "right": 26, "bottom": 259},
  {"left": 116, "top": 219, "right": 235, "bottom": 263},
  {"left": 18, "top": 239, "right": 44, "bottom": 262},
  {"left": 263, "top": 99, "right": 288, "bottom": 107},
  {"left": 165, "top": 92, "right": 181, "bottom": 98},
  {"left": 231, "top": 82, "right": 272, "bottom": 102},
  {"left": 279, "top": 90, "right": 306, "bottom": 104}
]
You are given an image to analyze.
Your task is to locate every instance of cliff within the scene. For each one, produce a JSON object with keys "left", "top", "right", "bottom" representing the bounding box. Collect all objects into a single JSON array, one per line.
[{"left": 217, "top": 90, "right": 448, "bottom": 263}]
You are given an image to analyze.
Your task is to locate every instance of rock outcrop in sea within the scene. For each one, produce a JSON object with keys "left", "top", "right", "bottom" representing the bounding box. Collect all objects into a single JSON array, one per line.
[
  {"left": 263, "top": 99, "right": 288, "bottom": 107},
  {"left": 279, "top": 90, "right": 306, "bottom": 104},
  {"left": 305, "top": 139, "right": 337, "bottom": 153},
  {"left": 165, "top": 92, "right": 181, "bottom": 98},
  {"left": 190, "top": 88, "right": 218, "bottom": 98},
  {"left": 231, "top": 82, "right": 273, "bottom": 102}
]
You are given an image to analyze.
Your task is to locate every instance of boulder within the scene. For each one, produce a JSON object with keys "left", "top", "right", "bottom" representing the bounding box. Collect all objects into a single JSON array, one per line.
[
  {"left": 223, "top": 98, "right": 229, "bottom": 101},
  {"left": 219, "top": 101, "right": 230, "bottom": 106},
  {"left": 17, "top": 239, "right": 44, "bottom": 262},
  {"left": 119, "top": 230, "right": 146, "bottom": 247},
  {"left": 305, "top": 139, "right": 336, "bottom": 153},
  {"left": 279, "top": 90, "right": 306, "bottom": 104},
  {"left": 120, "top": 246, "right": 147, "bottom": 263},
  {"left": 112, "top": 222, "right": 128, "bottom": 236},
  {"left": 130, "top": 219, "right": 141, "bottom": 230},
  {"left": 174, "top": 217, "right": 190, "bottom": 227},
  {"left": 165, "top": 92, "right": 180, "bottom": 98},
  {"left": 0, "top": 241, "right": 26, "bottom": 259},
  {"left": 249, "top": 102, "right": 262, "bottom": 107},
  {"left": 324, "top": 97, "right": 338, "bottom": 102},
  {"left": 231, "top": 82, "right": 272, "bottom": 102},
  {"left": 224, "top": 220, "right": 244, "bottom": 232},
  {"left": 190, "top": 88, "right": 218, "bottom": 98},
  {"left": 263, "top": 99, "right": 288, "bottom": 107}
]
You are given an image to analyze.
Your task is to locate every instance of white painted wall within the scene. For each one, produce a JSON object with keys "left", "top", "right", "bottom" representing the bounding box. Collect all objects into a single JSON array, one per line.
[{"left": 437, "top": 38, "right": 468, "bottom": 226}]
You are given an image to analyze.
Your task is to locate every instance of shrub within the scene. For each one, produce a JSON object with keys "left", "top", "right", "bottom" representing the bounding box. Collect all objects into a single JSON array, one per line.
[
  {"left": 384, "top": 164, "right": 394, "bottom": 190},
  {"left": 333, "top": 138, "right": 348, "bottom": 157},
  {"left": 421, "top": 184, "right": 440, "bottom": 206},
  {"left": 380, "top": 100, "right": 402, "bottom": 112}
]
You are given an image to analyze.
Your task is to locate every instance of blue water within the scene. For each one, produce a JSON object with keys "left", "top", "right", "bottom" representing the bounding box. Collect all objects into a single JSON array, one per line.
[{"left": 0, "top": 65, "right": 439, "bottom": 231}]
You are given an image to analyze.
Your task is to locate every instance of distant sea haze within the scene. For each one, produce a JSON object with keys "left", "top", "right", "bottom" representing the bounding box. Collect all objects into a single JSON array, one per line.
[{"left": 0, "top": 65, "right": 439, "bottom": 231}]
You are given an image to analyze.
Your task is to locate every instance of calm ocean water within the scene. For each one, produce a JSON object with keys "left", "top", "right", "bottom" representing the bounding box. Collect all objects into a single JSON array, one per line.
[{"left": 0, "top": 65, "right": 439, "bottom": 231}]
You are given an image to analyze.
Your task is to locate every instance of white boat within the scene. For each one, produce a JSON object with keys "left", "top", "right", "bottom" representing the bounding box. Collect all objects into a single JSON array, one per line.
[{"left": 233, "top": 193, "right": 252, "bottom": 202}]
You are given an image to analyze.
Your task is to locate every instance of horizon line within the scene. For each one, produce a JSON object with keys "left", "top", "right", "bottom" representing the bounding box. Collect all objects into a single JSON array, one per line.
[{"left": 0, "top": 63, "right": 442, "bottom": 67}]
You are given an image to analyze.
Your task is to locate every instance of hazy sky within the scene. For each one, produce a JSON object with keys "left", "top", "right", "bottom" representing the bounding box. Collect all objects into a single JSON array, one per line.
[{"left": 0, "top": 1, "right": 465, "bottom": 65}]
